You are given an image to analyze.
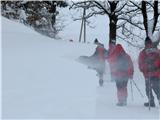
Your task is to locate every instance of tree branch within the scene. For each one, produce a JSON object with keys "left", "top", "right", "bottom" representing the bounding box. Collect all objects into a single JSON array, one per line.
[
  {"left": 115, "top": 2, "right": 127, "bottom": 13},
  {"left": 93, "top": 1, "right": 110, "bottom": 15},
  {"left": 118, "top": 17, "right": 144, "bottom": 30},
  {"left": 117, "top": 35, "right": 143, "bottom": 49},
  {"left": 130, "top": 1, "right": 142, "bottom": 10}
]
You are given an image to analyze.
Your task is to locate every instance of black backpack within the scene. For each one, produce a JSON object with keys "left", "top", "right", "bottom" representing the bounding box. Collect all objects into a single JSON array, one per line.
[
  {"left": 116, "top": 53, "right": 130, "bottom": 72},
  {"left": 144, "top": 47, "right": 159, "bottom": 72}
]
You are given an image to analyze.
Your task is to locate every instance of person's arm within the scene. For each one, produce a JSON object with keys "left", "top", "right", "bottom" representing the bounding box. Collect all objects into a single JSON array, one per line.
[
  {"left": 155, "top": 51, "right": 160, "bottom": 67},
  {"left": 155, "top": 50, "right": 160, "bottom": 67},
  {"left": 138, "top": 51, "right": 145, "bottom": 72},
  {"left": 90, "top": 47, "right": 98, "bottom": 58},
  {"left": 127, "top": 55, "right": 134, "bottom": 78}
]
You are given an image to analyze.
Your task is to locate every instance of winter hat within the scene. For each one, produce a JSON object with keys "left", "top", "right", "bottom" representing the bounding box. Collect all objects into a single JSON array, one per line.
[
  {"left": 145, "top": 36, "right": 152, "bottom": 45},
  {"left": 115, "top": 44, "right": 124, "bottom": 53},
  {"left": 94, "top": 38, "right": 99, "bottom": 44}
]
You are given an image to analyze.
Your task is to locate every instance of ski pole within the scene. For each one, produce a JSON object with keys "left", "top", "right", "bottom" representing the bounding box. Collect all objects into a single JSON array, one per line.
[
  {"left": 132, "top": 79, "right": 144, "bottom": 98},
  {"left": 130, "top": 79, "right": 134, "bottom": 101},
  {"left": 148, "top": 77, "right": 151, "bottom": 111}
]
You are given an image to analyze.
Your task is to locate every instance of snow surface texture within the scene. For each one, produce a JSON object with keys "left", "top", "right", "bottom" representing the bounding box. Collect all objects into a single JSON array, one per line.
[{"left": 1, "top": 17, "right": 160, "bottom": 119}]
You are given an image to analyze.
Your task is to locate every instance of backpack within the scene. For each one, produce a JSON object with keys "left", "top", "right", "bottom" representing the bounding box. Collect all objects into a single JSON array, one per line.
[
  {"left": 116, "top": 53, "right": 130, "bottom": 72},
  {"left": 104, "top": 48, "right": 109, "bottom": 58},
  {"left": 93, "top": 45, "right": 108, "bottom": 59},
  {"left": 144, "top": 47, "right": 160, "bottom": 72}
]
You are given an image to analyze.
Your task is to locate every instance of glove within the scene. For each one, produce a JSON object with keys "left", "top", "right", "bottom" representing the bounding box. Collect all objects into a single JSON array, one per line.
[{"left": 129, "top": 75, "right": 133, "bottom": 79}]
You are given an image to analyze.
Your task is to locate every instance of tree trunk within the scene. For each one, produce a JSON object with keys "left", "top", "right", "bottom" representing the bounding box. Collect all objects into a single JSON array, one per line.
[
  {"left": 141, "top": 1, "right": 159, "bottom": 46},
  {"left": 50, "top": 4, "right": 56, "bottom": 27},
  {"left": 108, "top": 1, "right": 118, "bottom": 44},
  {"left": 153, "top": 1, "right": 158, "bottom": 34},
  {"left": 141, "top": 1, "right": 148, "bottom": 36},
  {"left": 109, "top": 15, "right": 118, "bottom": 44}
]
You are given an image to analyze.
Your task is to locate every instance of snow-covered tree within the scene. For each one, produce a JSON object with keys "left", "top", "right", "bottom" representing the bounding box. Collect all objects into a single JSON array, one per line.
[
  {"left": 1, "top": 1, "right": 68, "bottom": 38},
  {"left": 1, "top": 1, "right": 22, "bottom": 20}
]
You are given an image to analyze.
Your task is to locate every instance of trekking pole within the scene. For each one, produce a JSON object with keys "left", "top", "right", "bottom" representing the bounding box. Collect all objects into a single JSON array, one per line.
[
  {"left": 148, "top": 77, "right": 151, "bottom": 111},
  {"left": 132, "top": 80, "right": 144, "bottom": 98},
  {"left": 130, "top": 79, "right": 134, "bottom": 101}
]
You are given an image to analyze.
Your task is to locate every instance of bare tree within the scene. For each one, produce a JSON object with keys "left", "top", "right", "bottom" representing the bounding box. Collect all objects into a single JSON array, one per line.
[
  {"left": 70, "top": 0, "right": 127, "bottom": 44},
  {"left": 71, "top": 0, "right": 160, "bottom": 47},
  {"left": 119, "top": 1, "right": 160, "bottom": 46}
]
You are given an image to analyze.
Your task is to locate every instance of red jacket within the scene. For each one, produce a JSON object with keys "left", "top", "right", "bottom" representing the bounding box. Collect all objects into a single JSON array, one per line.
[
  {"left": 97, "top": 46, "right": 105, "bottom": 60},
  {"left": 93, "top": 43, "right": 106, "bottom": 61},
  {"left": 138, "top": 47, "right": 160, "bottom": 78},
  {"left": 107, "top": 44, "right": 134, "bottom": 78}
]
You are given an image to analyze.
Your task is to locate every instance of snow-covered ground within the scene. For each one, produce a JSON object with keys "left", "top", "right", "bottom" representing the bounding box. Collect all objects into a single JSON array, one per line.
[
  {"left": 0, "top": 14, "right": 2, "bottom": 119},
  {"left": 1, "top": 17, "right": 160, "bottom": 119}
]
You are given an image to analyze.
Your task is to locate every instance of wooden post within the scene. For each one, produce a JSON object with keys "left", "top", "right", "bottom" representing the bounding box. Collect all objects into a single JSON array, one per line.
[
  {"left": 79, "top": 15, "right": 84, "bottom": 42},
  {"left": 84, "top": 6, "right": 86, "bottom": 43}
]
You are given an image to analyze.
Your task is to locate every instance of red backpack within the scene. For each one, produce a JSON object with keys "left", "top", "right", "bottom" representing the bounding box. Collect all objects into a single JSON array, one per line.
[{"left": 144, "top": 47, "right": 160, "bottom": 72}]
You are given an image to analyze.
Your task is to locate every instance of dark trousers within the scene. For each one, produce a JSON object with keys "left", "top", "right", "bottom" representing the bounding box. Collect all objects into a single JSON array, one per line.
[
  {"left": 115, "top": 77, "right": 128, "bottom": 89},
  {"left": 115, "top": 77, "right": 129, "bottom": 102},
  {"left": 145, "top": 77, "right": 160, "bottom": 102}
]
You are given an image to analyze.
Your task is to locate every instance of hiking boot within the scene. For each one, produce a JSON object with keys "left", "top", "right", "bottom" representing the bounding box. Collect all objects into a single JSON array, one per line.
[
  {"left": 144, "top": 101, "right": 155, "bottom": 107},
  {"left": 116, "top": 99, "right": 127, "bottom": 106},
  {"left": 99, "top": 79, "right": 103, "bottom": 86},
  {"left": 116, "top": 102, "right": 127, "bottom": 106}
]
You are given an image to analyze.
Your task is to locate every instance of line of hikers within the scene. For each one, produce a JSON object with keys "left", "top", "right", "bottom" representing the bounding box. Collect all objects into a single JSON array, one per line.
[{"left": 92, "top": 37, "right": 160, "bottom": 107}]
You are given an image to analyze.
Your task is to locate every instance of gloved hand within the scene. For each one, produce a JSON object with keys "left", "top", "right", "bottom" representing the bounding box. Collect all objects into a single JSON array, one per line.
[{"left": 129, "top": 75, "right": 133, "bottom": 79}]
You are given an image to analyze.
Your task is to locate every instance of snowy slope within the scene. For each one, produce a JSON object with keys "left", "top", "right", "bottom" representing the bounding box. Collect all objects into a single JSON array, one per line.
[
  {"left": 1, "top": 17, "right": 160, "bottom": 119},
  {"left": 0, "top": 14, "right": 2, "bottom": 118}
]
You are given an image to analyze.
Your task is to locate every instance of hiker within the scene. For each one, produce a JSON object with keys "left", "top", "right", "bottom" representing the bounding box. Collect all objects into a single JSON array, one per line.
[
  {"left": 90, "top": 38, "right": 108, "bottom": 86},
  {"left": 138, "top": 37, "right": 160, "bottom": 107},
  {"left": 107, "top": 44, "right": 134, "bottom": 106}
]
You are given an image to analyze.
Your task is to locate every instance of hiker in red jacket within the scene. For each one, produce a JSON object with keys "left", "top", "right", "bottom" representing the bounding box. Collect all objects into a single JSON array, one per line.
[
  {"left": 107, "top": 44, "right": 134, "bottom": 106},
  {"left": 78, "top": 38, "right": 108, "bottom": 86},
  {"left": 138, "top": 37, "right": 160, "bottom": 107},
  {"left": 91, "top": 39, "right": 108, "bottom": 86}
]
